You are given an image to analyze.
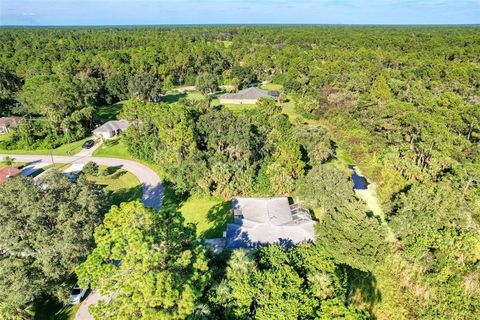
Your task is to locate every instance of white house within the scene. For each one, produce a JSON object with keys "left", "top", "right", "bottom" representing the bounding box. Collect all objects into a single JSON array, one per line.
[{"left": 92, "top": 120, "right": 130, "bottom": 139}]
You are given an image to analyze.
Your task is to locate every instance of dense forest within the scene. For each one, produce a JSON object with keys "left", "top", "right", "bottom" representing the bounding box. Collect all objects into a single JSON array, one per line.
[{"left": 0, "top": 26, "right": 479, "bottom": 319}]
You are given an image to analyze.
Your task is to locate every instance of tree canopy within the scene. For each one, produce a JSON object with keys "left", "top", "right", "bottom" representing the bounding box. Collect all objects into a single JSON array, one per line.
[
  {"left": 0, "top": 171, "right": 106, "bottom": 316},
  {"left": 76, "top": 201, "right": 210, "bottom": 319}
]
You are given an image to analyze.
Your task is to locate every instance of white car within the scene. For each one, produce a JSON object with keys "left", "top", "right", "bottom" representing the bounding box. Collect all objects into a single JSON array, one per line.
[{"left": 70, "top": 283, "right": 88, "bottom": 304}]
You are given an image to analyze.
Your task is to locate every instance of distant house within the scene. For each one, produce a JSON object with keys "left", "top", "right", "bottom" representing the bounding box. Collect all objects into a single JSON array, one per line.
[
  {"left": 92, "top": 120, "right": 130, "bottom": 139},
  {"left": 219, "top": 87, "right": 280, "bottom": 105},
  {"left": 0, "top": 166, "right": 22, "bottom": 184},
  {"left": 0, "top": 117, "right": 22, "bottom": 134},
  {"left": 226, "top": 197, "right": 315, "bottom": 249}
]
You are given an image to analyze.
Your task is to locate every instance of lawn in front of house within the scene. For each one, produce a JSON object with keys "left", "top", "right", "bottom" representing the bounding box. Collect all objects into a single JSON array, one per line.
[
  {"left": 211, "top": 97, "right": 257, "bottom": 112},
  {"left": 161, "top": 90, "right": 206, "bottom": 104},
  {"left": 93, "top": 138, "right": 131, "bottom": 159},
  {"left": 86, "top": 165, "right": 142, "bottom": 207},
  {"left": 0, "top": 137, "right": 93, "bottom": 156},
  {"left": 179, "top": 196, "right": 232, "bottom": 238}
]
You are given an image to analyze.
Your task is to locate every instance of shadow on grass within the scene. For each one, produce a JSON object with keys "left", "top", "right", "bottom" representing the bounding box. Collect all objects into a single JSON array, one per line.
[
  {"left": 95, "top": 103, "right": 124, "bottom": 122},
  {"left": 347, "top": 267, "right": 382, "bottom": 318},
  {"left": 160, "top": 180, "right": 189, "bottom": 212},
  {"left": 162, "top": 92, "right": 187, "bottom": 104},
  {"left": 34, "top": 297, "right": 75, "bottom": 320},
  {"left": 109, "top": 184, "right": 143, "bottom": 207},
  {"left": 102, "top": 165, "right": 122, "bottom": 176},
  {"left": 202, "top": 202, "right": 232, "bottom": 238}
]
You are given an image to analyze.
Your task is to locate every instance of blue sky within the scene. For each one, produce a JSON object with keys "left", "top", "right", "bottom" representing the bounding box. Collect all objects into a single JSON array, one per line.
[{"left": 0, "top": 0, "right": 478, "bottom": 26}]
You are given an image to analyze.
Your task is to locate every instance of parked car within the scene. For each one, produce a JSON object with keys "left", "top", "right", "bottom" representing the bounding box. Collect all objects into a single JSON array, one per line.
[
  {"left": 82, "top": 139, "right": 94, "bottom": 149},
  {"left": 70, "top": 283, "right": 88, "bottom": 304}
]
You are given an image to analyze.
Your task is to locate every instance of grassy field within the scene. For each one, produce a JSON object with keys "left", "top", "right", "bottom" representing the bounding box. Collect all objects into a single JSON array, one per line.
[
  {"left": 86, "top": 165, "right": 142, "bottom": 207},
  {"left": 93, "top": 139, "right": 131, "bottom": 158},
  {"left": 260, "top": 83, "right": 284, "bottom": 91},
  {"left": 0, "top": 137, "right": 92, "bottom": 156},
  {"left": 162, "top": 90, "right": 205, "bottom": 104},
  {"left": 179, "top": 196, "right": 232, "bottom": 238},
  {"left": 95, "top": 102, "right": 124, "bottom": 121}
]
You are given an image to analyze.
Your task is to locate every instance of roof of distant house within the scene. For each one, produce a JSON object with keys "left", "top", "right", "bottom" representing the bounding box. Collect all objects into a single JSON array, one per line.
[
  {"left": 220, "top": 87, "right": 278, "bottom": 100},
  {"left": 0, "top": 166, "right": 22, "bottom": 184},
  {"left": 93, "top": 120, "right": 130, "bottom": 135},
  {"left": 226, "top": 197, "right": 315, "bottom": 249},
  {"left": 0, "top": 117, "right": 22, "bottom": 128}
]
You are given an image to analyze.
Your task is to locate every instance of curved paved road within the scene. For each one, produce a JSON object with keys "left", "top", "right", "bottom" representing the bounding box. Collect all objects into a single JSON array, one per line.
[{"left": 0, "top": 154, "right": 163, "bottom": 209}]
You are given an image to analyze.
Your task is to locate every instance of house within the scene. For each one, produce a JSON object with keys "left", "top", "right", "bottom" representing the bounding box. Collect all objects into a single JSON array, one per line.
[
  {"left": 226, "top": 197, "right": 315, "bottom": 249},
  {"left": 219, "top": 87, "right": 280, "bottom": 105},
  {"left": 92, "top": 120, "right": 130, "bottom": 139},
  {"left": 0, "top": 117, "right": 22, "bottom": 134},
  {"left": 0, "top": 166, "right": 22, "bottom": 184}
]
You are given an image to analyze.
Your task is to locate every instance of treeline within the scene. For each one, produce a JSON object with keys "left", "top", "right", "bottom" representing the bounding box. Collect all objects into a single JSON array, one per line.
[
  {"left": 121, "top": 97, "right": 322, "bottom": 198},
  {"left": 2, "top": 26, "right": 478, "bottom": 151}
]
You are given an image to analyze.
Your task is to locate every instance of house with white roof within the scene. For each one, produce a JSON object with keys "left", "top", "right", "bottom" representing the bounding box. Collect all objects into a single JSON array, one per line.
[
  {"left": 92, "top": 120, "right": 130, "bottom": 140},
  {"left": 226, "top": 197, "right": 315, "bottom": 249}
]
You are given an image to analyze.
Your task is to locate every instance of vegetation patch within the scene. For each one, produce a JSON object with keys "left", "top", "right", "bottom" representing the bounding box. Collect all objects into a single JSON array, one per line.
[
  {"left": 93, "top": 138, "right": 131, "bottom": 159},
  {"left": 95, "top": 102, "right": 124, "bottom": 122},
  {"left": 179, "top": 196, "right": 232, "bottom": 238},
  {"left": 0, "top": 137, "right": 92, "bottom": 156},
  {"left": 86, "top": 165, "right": 142, "bottom": 207}
]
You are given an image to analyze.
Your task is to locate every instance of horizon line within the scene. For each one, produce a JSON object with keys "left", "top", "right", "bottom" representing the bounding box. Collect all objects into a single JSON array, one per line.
[{"left": 1, "top": 23, "right": 479, "bottom": 28}]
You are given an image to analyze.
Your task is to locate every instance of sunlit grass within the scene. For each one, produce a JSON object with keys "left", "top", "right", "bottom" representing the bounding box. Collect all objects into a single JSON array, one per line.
[
  {"left": 86, "top": 165, "right": 142, "bottom": 207},
  {"left": 95, "top": 101, "right": 125, "bottom": 121},
  {"left": 0, "top": 137, "right": 92, "bottom": 156},
  {"left": 93, "top": 138, "right": 131, "bottom": 159},
  {"left": 179, "top": 196, "right": 232, "bottom": 238}
]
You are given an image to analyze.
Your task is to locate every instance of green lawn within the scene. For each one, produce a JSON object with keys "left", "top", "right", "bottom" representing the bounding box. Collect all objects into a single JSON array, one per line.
[
  {"left": 93, "top": 139, "right": 131, "bottom": 158},
  {"left": 260, "top": 83, "right": 284, "bottom": 91},
  {"left": 95, "top": 102, "right": 125, "bottom": 121},
  {"left": 179, "top": 196, "right": 232, "bottom": 238},
  {"left": 162, "top": 90, "right": 206, "bottom": 104},
  {"left": 211, "top": 97, "right": 257, "bottom": 112},
  {"left": 185, "top": 91, "right": 205, "bottom": 101},
  {"left": 86, "top": 166, "right": 142, "bottom": 207},
  {"left": 0, "top": 137, "right": 92, "bottom": 156},
  {"left": 0, "top": 131, "right": 13, "bottom": 142}
]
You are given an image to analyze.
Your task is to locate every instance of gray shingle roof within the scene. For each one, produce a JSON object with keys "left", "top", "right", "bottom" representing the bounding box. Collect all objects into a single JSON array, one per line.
[
  {"left": 227, "top": 197, "right": 315, "bottom": 249},
  {"left": 93, "top": 120, "right": 130, "bottom": 135},
  {"left": 220, "top": 87, "right": 277, "bottom": 100},
  {"left": 0, "top": 117, "right": 22, "bottom": 128}
]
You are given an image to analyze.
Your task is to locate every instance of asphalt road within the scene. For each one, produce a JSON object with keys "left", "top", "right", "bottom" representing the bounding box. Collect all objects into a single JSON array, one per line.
[{"left": 0, "top": 154, "right": 163, "bottom": 209}]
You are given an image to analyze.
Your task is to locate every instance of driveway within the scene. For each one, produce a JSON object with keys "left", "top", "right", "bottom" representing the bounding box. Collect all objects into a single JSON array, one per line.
[
  {"left": 1, "top": 154, "right": 163, "bottom": 210},
  {"left": 75, "top": 291, "right": 110, "bottom": 320},
  {"left": 75, "top": 138, "right": 102, "bottom": 157}
]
